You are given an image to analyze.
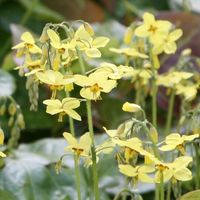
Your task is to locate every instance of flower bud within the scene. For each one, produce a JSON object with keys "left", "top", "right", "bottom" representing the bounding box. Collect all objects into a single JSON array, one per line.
[
  {"left": 8, "top": 103, "right": 17, "bottom": 116},
  {"left": 84, "top": 22, "right": 94, "bottom": 36},
  {"left": 17, "top": 113, "right": 25, "bottom": 129},
  {"left": 122, "top": 102, "right": 141, "bottom": 113},
  {"left": 0, "top": 104, "right": 6, "bottom": 116},
  {"left": 124, "top": 27, "right": 133, "bottom": 44},
  {"left": 181, "top": 48, "right": 192, "bottom": 56},
  {"left": 0, "top": 128, "right": 5, "bottom": 145}
]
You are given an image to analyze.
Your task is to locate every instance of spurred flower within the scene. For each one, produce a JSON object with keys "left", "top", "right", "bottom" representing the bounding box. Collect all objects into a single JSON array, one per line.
[
  {"left": 119, "top": 164, "right": 155, "bottom": 184},
  {"left": 74, "top": 72, "right": 116, "bottom": 100},
  {"left": 12, "top": 32, "right": 42, "bottom": 55},
  {"left": 63, "top": 132, "right": 91, "bottom": 157},
  {"left": 159, "top": 133, "right": 198, "bottom": 154},
  {"left": 43, "top": 98, "right": 81, "bottom": 122}
]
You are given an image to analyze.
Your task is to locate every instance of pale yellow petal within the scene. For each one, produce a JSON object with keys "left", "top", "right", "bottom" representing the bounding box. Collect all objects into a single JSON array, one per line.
[
  {"left": 119, "top": 164, "right": 137, "bottom": 177},
  {"left": 92, "top": 37, "right": 110, "bottom": 48},
  {"left": 63, "top": 132, "right": 77, "bottom": 146},
  {"left": 174, "top": 168, "right": 192, "bottom": 181},
  {"left": 85, "top": 48, "right": 101, "bottom": 58},
  {"left": 64, "top": 109, "right": 81, "bottom": 121},
  {"left": 21, "top": 32, "right": 35, "bottom": 44}
]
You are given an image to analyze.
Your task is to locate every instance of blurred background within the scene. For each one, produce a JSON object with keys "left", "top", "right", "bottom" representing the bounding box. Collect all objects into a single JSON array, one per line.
[
  {"left": 0, "top": 1, "right": 200, "bottom": 200},
  {"left": 0, "top": 0, "right": 200, "bottom": 141}
]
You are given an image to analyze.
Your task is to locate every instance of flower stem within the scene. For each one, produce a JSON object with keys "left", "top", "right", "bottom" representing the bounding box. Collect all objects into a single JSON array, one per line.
[
  {"left": 166, "top": 181, "right": 171, "bottom": 200},
  {"left": 150, "top": 52, "right": 158, "bottom": 128},
  {"left": 86, "top": 100, "right": 100, "bottom": 200},
  {"left": 160, "top": 171, "right": 165, "bottom": 200},
  {"left": 76, "top": 47, "right": 99, "bottom": 200},
  {"left": 68, "top": 116, "right": 82, "bottom": 200},
  {"left": 165, "top": 90, "right": 175, "bottom": 136},
  {"left": 194, "top": 143, "right": 200, "bottom": 189},
  {"left": 155, "top": 183, "right": 160, "bottom": 200}
]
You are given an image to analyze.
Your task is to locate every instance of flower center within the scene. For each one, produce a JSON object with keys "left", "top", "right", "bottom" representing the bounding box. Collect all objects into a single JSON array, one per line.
[
  {"left": 72, "top": 147, "right": 84, "bottom": 156},
  {"left": 90, "top": 83, "right": 102, "bottom": 93},
  {"left": 148, "top": 25, "right": 158, "bottom": 34},
  {"left": 156, "top": 164, "right": 169, "bottom": 171}
]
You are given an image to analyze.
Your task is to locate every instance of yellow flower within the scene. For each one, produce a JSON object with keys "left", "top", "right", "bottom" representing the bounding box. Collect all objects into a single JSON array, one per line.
[
  {"left": 0, "top": 128, "right": 6, "bottom": 157},
  {"left": 43, "top": 98, "right": 81, "bottom": 122},
  {"left": 15, "top": 57, "right": 45, "bottom": 76},
  {"left": 63, "top": 132, "right": 91, "bottom": 157},
  {"left": 110, "top": 47, "right": 148, "bottom": 59},
  {"left": 36, "top": 70, "right": 74, "bottom": 98},
  {"left": 119, "top": 164, "right": 154, "bottom": 184},
  {"left": 175, "top": 84, "right": 198, "bottom": 102},
  {"left": 94, "top": 62, "right": 133, "bottom": 80},
  {"left": 152, "top": 29, "right": 183, "bottom": 55},
  {"left": 159, "top": 133, "right": 198, "bottom": 154},
  {"left": 74, "top": 72, "right": 116, "bottom": 100},
  {"left": 47, "top": 29, "right": 67, "bottom": 54},
  {"left": 156, "top": 71, "right": 193, "bottom": 88},
  {"left": 73, "top": 25, "right": 110, "bottom": 58},
  {"left": 12, "top": 32, "right": 42, "bottom": 55},
  {"left": 122, "top": 102, "right": 141, "bottom": 113},
  {"left": 135, "top": 12, "right": 172, "bottom": 41},
  {"left": 154, "top": 156, "right": 192, "bottom": 183}
]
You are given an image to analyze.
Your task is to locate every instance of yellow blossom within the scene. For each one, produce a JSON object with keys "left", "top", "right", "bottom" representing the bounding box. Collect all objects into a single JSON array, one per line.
[
  {"left": 0, "top": 128, "right": 6, "bottom": 157},
  {"left": 12, "top": 32, "right": 42, "bottom": 55},
  {"left": 152, "top": 29, "right": 183, "bottom": 55},
  {"left": 175, "top": 84, "right": 198, "bottom": 102},
  {"left": 94, "top": 62, "right": 133, "bottom": 80},
  {"left": 43, "top": 98, "right": 81, "bottom": 122},
  {"left": 119, "top": 164, "right": 155, "bottom": 184},
  {"left": 74, "top": 72, "right": 116, "bottom": 100},
  {"left": 73, "top": 25, "right": 110, "bottom": 58},
  {"left": 135, "top": 12, "right": 172, "bottom": 41},
  {"left": 156, "top": 71, "right": 193, "bottom": 88},
  {"left": 110, "top": 47, "right": 148, "bottom": 59},
  {"left": 154, "top": 156, "right": 192, "bottom": 183},
  {"left": 36, "top": 70, "right": 74, "bottom": 98},
  {"left": 63, "top": 132, "right": 91, "bottom": 157},
  {"left": 122, "top": 102, "right": 141, "bottom": 113},
  {"left": 159, "top": 133, "right": 198, "bottom": 154}
]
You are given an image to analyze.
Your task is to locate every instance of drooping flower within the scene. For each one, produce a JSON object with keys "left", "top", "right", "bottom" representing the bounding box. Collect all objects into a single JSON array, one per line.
[
  {"left": 12, "top": 32, "right": 42, "bottom": 55},
  {"left": 135, "top": 12, "right": 172, "bottom": 41},
  {"left": 94, "top": 62, "right": 133, "bottom": 80},
  {"left": 110, "top": 47, "right": 148, "bottom": 59},
  {"left": 154, "top": 156, "right": 193, "bottom": 183},
  {"left": 43, "top": 98, "right": 81, "bottom": 122},
  {"left": 119, "top": 164, "right": 155, "bottom": 184},
  {"left": 63, "top": 132, "right": 91, "bottom": 157},
  {"left": 36, "top": 70, "right": 74, "bottom": 98},
  {"left": 122, "top": 102, "right": 141, "bottom": 113},
  {"left": 159, "top": 133, "right": 198, "bottom": 154},
  {"left": 156, "top": 71, "right": 193, "bottom": 88},
  {"left": 74, "top": 72, "right": 117, "bottom": 100},
  {"left": 73, "top": 25, "right": 110, "bottom": 58}
]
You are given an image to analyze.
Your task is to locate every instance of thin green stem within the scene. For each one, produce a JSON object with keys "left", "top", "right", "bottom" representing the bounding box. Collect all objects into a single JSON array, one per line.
[
  {"left": 76, "top": 47, "right": 99, "bottom": 200},
  {"left": 86, "top": 100, "right": 100, "bottom": 200},
  {"left": 150, "top": 51, "right": 158, "bottom": 128},
  {"left": 160, "top": 171, "right": 165, "bottom": 200},
  {"left": 66, "top": 91, "right": 82, "bottom": 200},
  {"left": 194, "top": 143, "right": 200, "bottom": 189},
  {"left": 165, "top": 90, "right": 175, "bottom": 136},
  {"left": 68, "top": 116, "right": 82, "bottom": 200},
  {"left": 76, "top": 47, "right": 86, "bottom": 74},
  {"left": 155, "top": 183, "right": 160, "bottom": 200},
  {"left": 166, "top": 181, "right": 171, "bottom": 200}
]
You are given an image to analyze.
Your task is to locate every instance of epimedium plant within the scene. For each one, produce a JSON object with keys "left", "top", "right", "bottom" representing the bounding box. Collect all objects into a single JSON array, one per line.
[{"left": 1, "top": 12, "right": 199, "bottom": 200}]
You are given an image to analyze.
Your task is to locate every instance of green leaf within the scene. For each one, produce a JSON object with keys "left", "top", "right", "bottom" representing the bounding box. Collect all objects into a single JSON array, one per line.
[
  {"left": 18, "top": 0, "right": 64, "bottom": 22},
  {"left": 0, "top": 70, "right": 15, "bottom": 97},
  {"left": 0, "top": 190, "right": 16, "bottom": 200},
  {"left": 179, "top": 190, "right": 200, "bottom": 200}
]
